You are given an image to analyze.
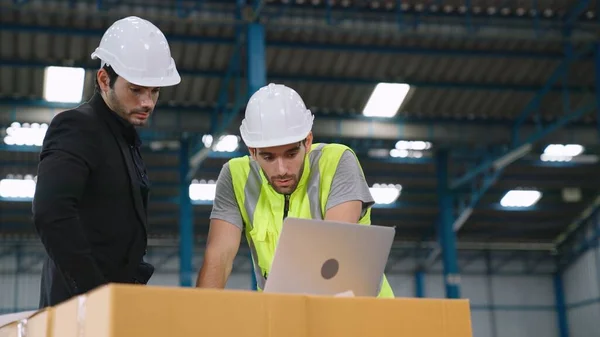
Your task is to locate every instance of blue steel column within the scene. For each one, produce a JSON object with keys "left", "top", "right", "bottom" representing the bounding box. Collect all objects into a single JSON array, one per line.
[
  {"left": 554, "top": 272, "right": 570, "bottom": 337},
  {"left": 415, "top": 269, "right": 425, "bottom": 297},
  {"left": 247, "top": 23, "right": 267, "bottom": 96},
  {"left": 246, "top": 13, "right": 266, "bottom": 291},
  {"left": 179, "top": 136, "right": 194, "bottom": 287},
  {"left": 435, "top": 149, "right": 461, "bottom": 298}
]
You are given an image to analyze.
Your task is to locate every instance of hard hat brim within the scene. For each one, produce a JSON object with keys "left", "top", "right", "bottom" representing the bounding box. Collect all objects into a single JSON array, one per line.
[
  {"left": 124, "top": 73, "right": 182, "bottom": 87},
  {"left": 91, "top": 52, "right": 181, "bottom": 88},
  {"left": 241, "top": 133, "right": 310, "bottom": 149}
]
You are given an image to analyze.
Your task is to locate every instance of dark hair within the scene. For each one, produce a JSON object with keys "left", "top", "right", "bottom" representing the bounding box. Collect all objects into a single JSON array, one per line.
[{"left": 94, "top": 64, "right": 119, "bottom": 93}]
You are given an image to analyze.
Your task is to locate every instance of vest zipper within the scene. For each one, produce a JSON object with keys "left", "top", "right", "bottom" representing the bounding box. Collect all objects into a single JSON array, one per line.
[
  {"left": 283, "top": 194, "right": 290, "bottom": 219},
  {"left": 264, "top": 194, "right": 290, "bottom": 282}
]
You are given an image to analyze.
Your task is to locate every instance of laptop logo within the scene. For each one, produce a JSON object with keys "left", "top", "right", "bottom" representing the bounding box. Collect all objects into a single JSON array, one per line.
[{"left": 321, "top": 258, "right": 339, "bottom": 280}]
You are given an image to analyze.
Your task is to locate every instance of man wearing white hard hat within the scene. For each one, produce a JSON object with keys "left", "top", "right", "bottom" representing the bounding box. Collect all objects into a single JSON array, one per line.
[
  {"left": 33, "top": 16, "right": 180, "bottom": 308},
  {"left": 196, "top": 83, "right": 395, "bottom": 298}
]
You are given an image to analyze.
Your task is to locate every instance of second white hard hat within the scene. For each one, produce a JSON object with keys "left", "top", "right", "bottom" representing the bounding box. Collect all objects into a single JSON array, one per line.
[
  {"left": 91, "top": 16, "right": 181, "bottom": 87},
  {"left": 240, "top": 83, "right": 314, "bottom": 148}
]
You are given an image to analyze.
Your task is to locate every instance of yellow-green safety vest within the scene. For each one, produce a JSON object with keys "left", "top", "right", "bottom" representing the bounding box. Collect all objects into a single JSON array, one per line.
[{"left": 228, "top": 142, "right": 395, "bottom": 298}]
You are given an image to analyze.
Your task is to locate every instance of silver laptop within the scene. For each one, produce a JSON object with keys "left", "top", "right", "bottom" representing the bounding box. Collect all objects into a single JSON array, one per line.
[{"left": 262, "top": 217, "right": 395, "bottom": 297}]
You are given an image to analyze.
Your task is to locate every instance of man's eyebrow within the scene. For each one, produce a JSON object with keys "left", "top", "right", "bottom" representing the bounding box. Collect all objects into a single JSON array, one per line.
[
  {"left": 285, "top": 145, "right": 301, "bottom": 153},
  {"left": 258, "top": 146, "right": 300, "bottom": 157}
]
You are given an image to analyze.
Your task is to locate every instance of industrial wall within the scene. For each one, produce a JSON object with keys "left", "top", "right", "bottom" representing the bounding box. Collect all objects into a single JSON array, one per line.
[
  {"left": 0, "top": 247, "right": 558, "bottom": 337},
  {"left": 563, "top": 242, "right": 600, "bottom": 337}
]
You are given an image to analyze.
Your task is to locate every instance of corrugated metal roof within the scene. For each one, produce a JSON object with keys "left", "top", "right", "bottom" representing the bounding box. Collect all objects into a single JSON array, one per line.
[
  {"left": 0, "top": 0, "right": 598, "bottom": 246},
  {"left": 0, "top": 0, "right": 596, "bottom": 123}
]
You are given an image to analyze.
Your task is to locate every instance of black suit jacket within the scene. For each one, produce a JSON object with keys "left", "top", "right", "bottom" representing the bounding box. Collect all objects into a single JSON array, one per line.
[{"left": 33, "top": 94, "right": 154, "bottom": 308}]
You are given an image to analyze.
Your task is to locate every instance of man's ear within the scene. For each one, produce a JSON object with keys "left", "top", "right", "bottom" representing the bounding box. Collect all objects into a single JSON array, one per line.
[
  {"left": 304, "top": 131, "right": 313, "bottom": 150},
  {"left": 97, "top": 69, "right": 110, "bottom": 92},
  {"left": 248, "top": 147, "right": 257, "bottom": 160}
]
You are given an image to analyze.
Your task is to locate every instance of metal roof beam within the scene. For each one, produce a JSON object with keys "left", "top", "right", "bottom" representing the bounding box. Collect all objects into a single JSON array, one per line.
[
  {"left": 2, "top": 59, "right": 592, "bottom": 93},
  {"left": 446, "top": 44, "right": 595, "bottom": 230},
  {"left": 564, "top": 0, "right": 592, "bottom": 28},
  {"left": 0, "top": 23, "right": 586, "bottom": 60},
  {"left": 4, "top": 97, "right": 599, "bottom": 129},
  {"left": 0, "top": 223, "right": 557, "bottom": 252},
  {"left": 450, "top": 44, "right": 596, "bottom": 191},
  {"left": 186, "top": 0, "right": 248, "bottom": 180},
  {"left": 424, "top": 42, "right": 597, "bottom": 267},
  {"left": 512, "top": 44, "right": 593, "bottom": 141},
  {"left": 186, "top": 41, "right": 244, "bottom": 180},
  {"left": 2, "top": 106, "right": 599, "bottom": 147},
  {"left": 5, "top": 1, "right": 597, "bottom": 42},
  {"left": 554, "top": 195, "right": 600, "bottom": 247},
  {"left": 555, "top": 200, "right": 600, "bottom": 271},
  {"left": 448, "top": 99, "right": 596, "bottom": 209}
]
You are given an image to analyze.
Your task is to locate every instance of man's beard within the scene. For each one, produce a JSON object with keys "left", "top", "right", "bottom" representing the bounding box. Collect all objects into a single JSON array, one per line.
[
  {"left": 267, "top": 161, "right": 305, "bottom": 195},
  {"left": 107, "top": 90, "right": 151, "bottom": 126}
]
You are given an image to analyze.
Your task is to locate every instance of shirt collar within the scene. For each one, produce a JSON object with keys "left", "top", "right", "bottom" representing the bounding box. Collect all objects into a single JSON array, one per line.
[{"left": 90, "top": 92, "right": 142, "bottom": 147}]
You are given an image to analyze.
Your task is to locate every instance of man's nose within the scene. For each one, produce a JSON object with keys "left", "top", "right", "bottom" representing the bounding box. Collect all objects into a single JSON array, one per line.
[
  {"left": 276, "top": 158, "right": 287, "bottom": 175},
  {"left": 139, "top": 92, "right": 155, "bottom": 109}
]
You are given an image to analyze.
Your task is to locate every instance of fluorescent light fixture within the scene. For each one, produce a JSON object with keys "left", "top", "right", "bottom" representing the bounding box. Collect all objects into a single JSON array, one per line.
[
  {"left": 43, "top": 66, "right": 86, "bottom": 103},
  {"left": 214, "top": 135, "right": 239, "bottom": 152},
  {"left": 395, "top": 140, "right": 432, "bottom": 150},
  {"left": 544, "top": 144, "right": 584, "bottom": 156},
  {"left": 202, "top": 135, "right": 214, "bottom": 148},
  {"left": 540, "top": 144, "right": 584, "bottom": 162},
  {"left": 189, "top": 179, "right": 216, "bottom": 201},
  {"left": 0, "top": 175, "right": 37, "bottom": 199},
  {"left": 369, "top": 183, "right": 402, "bottom": 204},
  {"left": 3, "top": 122, "right": 48, "bottom": 146},
  {"left": 500, "top": 189, "right": 542, "bottom": 208},
  {"left": 389, "top": 149, "right": 423, "bottom": 158},
  {"left": 362, "top": 82, "right": 410, "bottom": 118},
  {"left": 201, "top": 134, "right": 239, "bottom": 152},
  {"left": 390, "top": 140, "right": 431, "bottom": 158}
]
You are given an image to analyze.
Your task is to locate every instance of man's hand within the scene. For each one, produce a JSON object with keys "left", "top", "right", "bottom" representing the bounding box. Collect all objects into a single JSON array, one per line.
[{"left": 196, "top": 219, "right": 242, "bottom": 288}]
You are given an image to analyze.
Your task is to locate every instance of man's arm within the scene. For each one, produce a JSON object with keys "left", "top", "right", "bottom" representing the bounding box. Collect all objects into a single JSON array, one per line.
[
  {"left": 196, "top": 219, "right": 242, "bottom": 288},
  {"left": 32, "top": 110, "right": 107, "bottom": 295},
  {"left": 324, "top": 150, "right": 375, "bottom": 223},
  {"left": 196, "top": 163, "right": 243, "bottom": 288}
]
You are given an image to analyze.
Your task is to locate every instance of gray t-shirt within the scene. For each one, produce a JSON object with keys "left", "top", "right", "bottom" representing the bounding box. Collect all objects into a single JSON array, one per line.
[{"left": 210, "top": 149, "right": 375, "bottom": 231}]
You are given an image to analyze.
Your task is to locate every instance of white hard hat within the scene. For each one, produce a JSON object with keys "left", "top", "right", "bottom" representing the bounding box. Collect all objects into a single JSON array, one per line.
[
  {"left": 91, "top": 16, "right": 181, "bottom": 87},
  {"left": 240, "top": 83, "right": 314, "bottom": 148}
]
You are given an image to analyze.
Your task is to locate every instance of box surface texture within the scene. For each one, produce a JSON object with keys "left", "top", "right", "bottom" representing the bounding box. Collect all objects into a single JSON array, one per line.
[
  {"left": 0, "top": 308, "right": 54, "bottom": 337},
  {"left": 53, "top": 284, "right": 473, "bottom": 337}
]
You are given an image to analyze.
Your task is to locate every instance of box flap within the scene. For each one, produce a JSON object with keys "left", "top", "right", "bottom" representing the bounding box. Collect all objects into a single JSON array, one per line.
[{"left": 0, "top": 310, "right": 38, "bottom": 329}]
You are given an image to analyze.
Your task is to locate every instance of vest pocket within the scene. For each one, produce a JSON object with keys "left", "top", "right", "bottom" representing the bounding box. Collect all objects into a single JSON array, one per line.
[{"left": 248, "top": 224, "right": 279, "bottom": 276}]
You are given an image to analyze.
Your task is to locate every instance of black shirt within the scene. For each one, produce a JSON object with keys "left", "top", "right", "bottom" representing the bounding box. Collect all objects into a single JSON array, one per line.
[{"left": 94, "top": 96, "right": 150, "bottom": 212}]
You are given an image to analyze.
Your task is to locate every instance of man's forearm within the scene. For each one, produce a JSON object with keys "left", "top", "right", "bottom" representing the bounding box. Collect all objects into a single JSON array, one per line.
[{"left": 196, "top": 255, "right": 233, "bottom": 288}]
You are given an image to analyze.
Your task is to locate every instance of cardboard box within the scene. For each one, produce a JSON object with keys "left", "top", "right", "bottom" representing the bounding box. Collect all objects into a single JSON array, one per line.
[
  {"left": 0, "top": 308, "right": 54, "bottom": 337},
  {"left": 53, "top": 283, "right": 473, "bottom": 337}
]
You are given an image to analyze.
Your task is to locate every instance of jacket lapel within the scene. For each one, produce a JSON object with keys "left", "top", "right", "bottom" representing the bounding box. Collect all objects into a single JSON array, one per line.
[
  {"left": 93, "top": 103, "right": 148, "bottom": 231},
  {"left": 114, "top": 136, "right": 148, "bottom": 230}
]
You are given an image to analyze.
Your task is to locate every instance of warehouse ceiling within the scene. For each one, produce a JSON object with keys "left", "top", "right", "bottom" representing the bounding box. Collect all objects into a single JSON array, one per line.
[{"left": 0, "top": 0, "right": 598, "bottom": 266}]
